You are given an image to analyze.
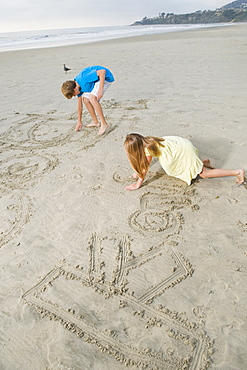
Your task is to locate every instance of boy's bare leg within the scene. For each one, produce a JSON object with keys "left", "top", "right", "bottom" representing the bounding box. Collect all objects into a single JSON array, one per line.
[
  {"left": 200, "top": 167, "right": 245, "bottom": 184},
  {"left": 83, "top": 97, "right": 100, "bottom": 127},
  {"left": 75, "top": 96, "right": 83, "bottom": 131},
  {"left": 89, "top": 95, "right": 108, "bottom": 135}
]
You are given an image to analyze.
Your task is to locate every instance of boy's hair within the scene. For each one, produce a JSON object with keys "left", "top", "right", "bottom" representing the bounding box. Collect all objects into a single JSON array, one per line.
[
  {"left": 124, "top": 133, "right": 164, "bottom": 178},
  {"left": 61, "top": 80, "right": 76, "bottom": 99}
]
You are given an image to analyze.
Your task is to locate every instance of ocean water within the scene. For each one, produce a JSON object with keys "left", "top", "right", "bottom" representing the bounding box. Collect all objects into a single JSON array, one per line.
[{"left": 0, "top": 23, "right": 231, "bottom": 53}]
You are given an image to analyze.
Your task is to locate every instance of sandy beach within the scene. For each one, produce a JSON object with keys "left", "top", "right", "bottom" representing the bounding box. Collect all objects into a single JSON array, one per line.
[{"left": 0, "top": 23, "right": 247, "bottom": 369}]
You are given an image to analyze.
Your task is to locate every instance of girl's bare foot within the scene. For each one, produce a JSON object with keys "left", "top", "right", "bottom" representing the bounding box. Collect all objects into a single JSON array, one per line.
[
  {"left": 85, "top": 121, "right": 100, "bottom": 127},
  {"left": 203, "top": 159, "right": 215, "bottom": 169},
  {"left": 236, "top": 169, "right": 245, "bottom": 184}
]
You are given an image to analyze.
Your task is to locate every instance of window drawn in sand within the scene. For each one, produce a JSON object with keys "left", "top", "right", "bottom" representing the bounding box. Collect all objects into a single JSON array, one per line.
[
  {"left": 23, "top": 184, "right": 213, "bottom": 369},
  {"left": 86, "top": 233, "right": 193, "bottom": 305}
]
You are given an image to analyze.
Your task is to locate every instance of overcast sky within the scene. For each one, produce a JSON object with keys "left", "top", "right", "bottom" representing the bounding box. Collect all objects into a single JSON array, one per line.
[{"left": 0, "top": 0, "right": 230, "bottom": 33}]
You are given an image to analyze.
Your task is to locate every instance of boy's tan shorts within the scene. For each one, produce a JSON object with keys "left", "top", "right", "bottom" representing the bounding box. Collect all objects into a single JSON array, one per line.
[{"left": 83, "top": 81, "right": 112, "bottom": 99}]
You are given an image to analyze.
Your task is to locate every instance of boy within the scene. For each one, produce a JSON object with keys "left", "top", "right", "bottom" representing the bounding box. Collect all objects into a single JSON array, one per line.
[{"left": 61, "top": 65, "right": 114, "bottom": 135}]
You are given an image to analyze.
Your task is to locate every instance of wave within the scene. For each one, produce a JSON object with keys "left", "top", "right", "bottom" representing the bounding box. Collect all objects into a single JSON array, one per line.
[{"left": 0, "top": 23, "right": 232, "bottom": 52}]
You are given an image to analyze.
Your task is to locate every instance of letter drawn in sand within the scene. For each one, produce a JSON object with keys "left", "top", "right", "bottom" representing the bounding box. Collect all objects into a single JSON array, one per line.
[{"left": 0, "top": 190, "right": 32, "bottom": 248}]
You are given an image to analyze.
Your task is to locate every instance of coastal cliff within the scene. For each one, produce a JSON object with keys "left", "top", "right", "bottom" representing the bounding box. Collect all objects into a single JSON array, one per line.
[{"left": 132, "top": 0, "right": 247, "bottom": 25}]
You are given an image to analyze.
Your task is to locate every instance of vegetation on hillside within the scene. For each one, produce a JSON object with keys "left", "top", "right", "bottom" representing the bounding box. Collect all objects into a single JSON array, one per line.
[
  {"left": 222, "top": 0, "right": 247, "bottom": 10},
  {"left": 132, "top": 8, "right": 247, "bottom": 25}
]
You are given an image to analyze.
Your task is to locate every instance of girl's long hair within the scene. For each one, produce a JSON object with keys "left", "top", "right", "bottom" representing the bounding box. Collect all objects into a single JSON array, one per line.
[{"left": 124, "top": 133, "right": 164, "bottom": 178}]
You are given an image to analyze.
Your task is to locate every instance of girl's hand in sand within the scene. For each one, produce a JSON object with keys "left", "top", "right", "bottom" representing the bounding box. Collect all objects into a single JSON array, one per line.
[
  {"left": 125, "top": 176, "right": 144, "bottom": 190},
  {"left": 125, "top": 183, "right": 141, "bottom": 191}
]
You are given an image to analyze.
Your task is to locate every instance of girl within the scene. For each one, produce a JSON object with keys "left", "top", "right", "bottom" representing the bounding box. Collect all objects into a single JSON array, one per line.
[{"left": 124, "top": 133, "right": 245, "bottom": 191}]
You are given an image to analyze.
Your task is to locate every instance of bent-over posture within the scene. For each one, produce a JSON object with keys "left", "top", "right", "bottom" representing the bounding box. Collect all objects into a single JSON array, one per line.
[
  {"left": 124, "top": 133, "right": 245, "bottom": 190},
  {"left": 61, "top": 65, "right": 114, "bottom": 135}
]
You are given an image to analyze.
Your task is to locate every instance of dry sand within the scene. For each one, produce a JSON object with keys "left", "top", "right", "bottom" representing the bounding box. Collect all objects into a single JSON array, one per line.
[{"left": 0, "top": 23, "right": 247, "bottom": 370}]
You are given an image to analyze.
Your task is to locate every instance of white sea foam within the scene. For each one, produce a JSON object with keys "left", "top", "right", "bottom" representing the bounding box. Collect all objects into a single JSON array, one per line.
[{"left": 0, "top": 23, "right": 231, "bottom": 52}]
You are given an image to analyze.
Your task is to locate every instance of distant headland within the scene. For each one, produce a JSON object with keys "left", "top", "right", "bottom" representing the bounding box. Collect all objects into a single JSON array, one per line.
[{"left": 132, "top": 0, "right": 247, "bottom": 25}]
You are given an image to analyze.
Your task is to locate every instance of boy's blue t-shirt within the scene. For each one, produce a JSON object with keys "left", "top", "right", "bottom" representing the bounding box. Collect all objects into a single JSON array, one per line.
[{"left": 74, "top": 66, "right": 114, "bottom": 97}]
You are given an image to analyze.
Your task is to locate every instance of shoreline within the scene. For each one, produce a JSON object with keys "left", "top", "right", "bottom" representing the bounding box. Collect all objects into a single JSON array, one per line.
[
  {"left": 0, "top": 22, "right": 234, "bottom": 54},
  {"left": 0, "top": 22, "right": 240, "bottom": 58},
  {"left": 0, "top": 23, "right": 247, "bottom": 369}
]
